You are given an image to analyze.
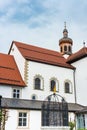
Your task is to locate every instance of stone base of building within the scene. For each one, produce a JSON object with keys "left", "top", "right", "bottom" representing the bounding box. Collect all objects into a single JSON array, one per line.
[{"left": 41, "top": 126, "right": 70, "bottom": 130}]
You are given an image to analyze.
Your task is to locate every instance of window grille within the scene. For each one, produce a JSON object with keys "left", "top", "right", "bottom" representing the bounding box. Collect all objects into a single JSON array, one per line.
[{"left": 42, "top": 93, "right": 68, "bottom": 126}]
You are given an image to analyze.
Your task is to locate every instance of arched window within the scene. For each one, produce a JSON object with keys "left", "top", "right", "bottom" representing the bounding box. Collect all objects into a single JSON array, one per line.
[
  {"left": 35, "top": 78, "right": 41, "bottom": 89},
  {"left": 64, "top": 80, "right": 72, "bottom": 93},
  {"left": 31, "top": 94, "right": 37, "bottom": 100},
  {"left": 50, "top": 78, "right": 59, "bottom": 92},
  {"left": 34, "top": 75, "right": 44, "bottom": 90},
  {"left": 50, "top": 80, "right": 56, "bottom": 91},
  {"left": 68, "top": 46, "right": 71, "bottom": 52},
  {"left": 65, "top": 82, "right": 69, "bottom": 93},
  {"left": 64, "top": 45, "right": 67, "bottom": 52}
]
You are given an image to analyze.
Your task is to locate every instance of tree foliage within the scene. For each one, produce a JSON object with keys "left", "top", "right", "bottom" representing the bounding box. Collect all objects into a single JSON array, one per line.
[{"left": 0, "top": 108, "right": 8, "bottom": 130}]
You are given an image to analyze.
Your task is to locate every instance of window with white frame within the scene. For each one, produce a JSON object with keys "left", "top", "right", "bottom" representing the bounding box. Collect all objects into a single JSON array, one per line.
[
  {"left": 34, "top": 75, "right": 44, "bottom": 90},
  {"left": 50, "top": 78, "right": 59, "bottom": 92},
  {"left": 64, "top": 80, "right": 72, "bottom": 93},
  {"left": 12, "top": 88, "right": 21, "bottom": 98},
  {"left": 18, "top": 112, "right": 28, "bottom": 127}
]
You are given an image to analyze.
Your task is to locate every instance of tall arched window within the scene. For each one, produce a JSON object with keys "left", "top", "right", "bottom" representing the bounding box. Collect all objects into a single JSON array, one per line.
[
  {"left": 64, "top": 45, "right": 67, "bottom": 52},
  {"left": 50, "top": 78, "right": 59, "bottom": 92},
  {"left": 34, "top": 75, "right": 44, "bottom": 90},
  {"left": 51, "top": 80, "right": 56, "bottom": 91},
  {"left": 35, "top": 78, "right": 41, "bottom": 90},
  {"left": 64, "top": 80, "right": 72, "bottom": 93},
  {"left": 65, "top": 82, "right": 69, "bottom": 93},
  {"left": 68, "top": 46, "right": 71, "bottom": 53}
]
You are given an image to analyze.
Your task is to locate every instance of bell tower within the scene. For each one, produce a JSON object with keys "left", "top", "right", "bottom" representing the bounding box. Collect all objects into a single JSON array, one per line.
[{"left": 59, "top": 22, "right": 73, "bottom": 56}]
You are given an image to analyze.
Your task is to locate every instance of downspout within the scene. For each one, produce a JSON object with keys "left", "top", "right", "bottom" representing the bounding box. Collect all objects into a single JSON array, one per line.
[
  {"left": 73, "top": 69, "right": 77, "bottom": 130},
  {"left": 73, "top": 69, "right": 77, "bottom": 103}
]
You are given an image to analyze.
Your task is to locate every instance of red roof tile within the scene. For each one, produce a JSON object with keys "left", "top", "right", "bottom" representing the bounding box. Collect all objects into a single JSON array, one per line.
[
  {"left": 0, "top": 53, "right": 25, "bottom": 87},
  {"left": 67, "top": 47, "right": 87, "bottom": 63},
  {"left": 10, "top": 41, "right": 75, "bottom": 69}
]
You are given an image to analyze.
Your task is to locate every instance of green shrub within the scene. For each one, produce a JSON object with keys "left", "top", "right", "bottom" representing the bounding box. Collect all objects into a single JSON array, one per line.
[{"left": 69, "top": 122, "right": 75, "bottom": 130}]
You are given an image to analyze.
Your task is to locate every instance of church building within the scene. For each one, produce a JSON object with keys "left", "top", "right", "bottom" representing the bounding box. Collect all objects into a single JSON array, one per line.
[{"left": 0, "top": 25, "right": 87, "bottom": 130}]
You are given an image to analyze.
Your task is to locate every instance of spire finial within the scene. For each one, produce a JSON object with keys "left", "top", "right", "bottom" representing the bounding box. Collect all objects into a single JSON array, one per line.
[
  {"left": 83, "top": 41, "right": 86, "bottom": 47},
  {"left": 64, "top": 21, "right": 66, "bottom": 29}
]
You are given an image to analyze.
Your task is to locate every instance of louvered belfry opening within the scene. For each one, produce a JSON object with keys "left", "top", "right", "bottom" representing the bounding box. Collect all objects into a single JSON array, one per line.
[{"left": 42, "top": 93, "right": 68, "bottom": 126}]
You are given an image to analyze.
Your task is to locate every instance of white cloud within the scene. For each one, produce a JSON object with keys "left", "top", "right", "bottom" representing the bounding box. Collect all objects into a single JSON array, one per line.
[{"left": 0, "top": 0, "right": 87, "bottom": 54}]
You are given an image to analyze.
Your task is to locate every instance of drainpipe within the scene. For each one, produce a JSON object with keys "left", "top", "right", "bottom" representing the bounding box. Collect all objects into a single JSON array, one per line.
[
  {"left": 73, "top": 69, "right": 77, "bottom": 130},
  {"left": 73, "top": 69, "right": 77, "bottom": 103}
]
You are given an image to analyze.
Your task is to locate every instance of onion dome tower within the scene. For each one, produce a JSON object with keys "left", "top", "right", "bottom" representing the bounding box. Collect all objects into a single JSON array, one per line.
[{"left": 59, "top": 22, "right": 73, "bottom": 55}]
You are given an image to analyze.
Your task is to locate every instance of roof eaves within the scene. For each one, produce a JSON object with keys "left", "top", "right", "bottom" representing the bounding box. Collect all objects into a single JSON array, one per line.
[
  {"left": 1, "top": 98, "right": 85, "bottom": 112},
  {"left": 67, "top": 54, "right": 87, "bottom": 63},
  {"left": 25, "top": 56, "right": 75, "bottom": 70}
]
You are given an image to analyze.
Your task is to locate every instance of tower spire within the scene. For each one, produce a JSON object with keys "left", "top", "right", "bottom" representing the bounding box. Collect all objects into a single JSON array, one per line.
[
  {"left": 59, "top": 23, "right": 73, "bottom": 56},
  {"left": 63, "top": 22, "right": 68, "bottom": 38},
  {"left": 64, "top": 21, "right": 66, "bottom": 29}
]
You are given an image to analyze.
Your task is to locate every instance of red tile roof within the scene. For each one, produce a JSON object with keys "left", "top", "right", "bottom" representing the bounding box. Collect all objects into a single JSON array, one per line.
[
  {"left": 67, "top": 47, "right": 87, "bottom": 63},
  {"left": 9, "top": 41, "right": 75, "bottom": 69},
  {"left": 0, "top": 53, "right": 25, "bottom": 87}
]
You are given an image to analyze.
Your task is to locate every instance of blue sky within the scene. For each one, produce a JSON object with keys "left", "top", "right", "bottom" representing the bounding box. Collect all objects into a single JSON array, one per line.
[{"left": 0, "top": 0, "right": 87, "bottom": 53}]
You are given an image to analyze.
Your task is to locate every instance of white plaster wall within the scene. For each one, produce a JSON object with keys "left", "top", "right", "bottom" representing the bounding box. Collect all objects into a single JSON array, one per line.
[
  {"left": 72, "top": 57, "right": 87, "bottom": 105},
  {"left": 5, "top": 109, "right": 41, "bottom": 130},
  {"left": 9, "top": 43, "right": 25, "bottom": 80},
  {"left": 0, "top": 85, "right": 12, "bottom": 98},
  {"left": 5, "top": 109, "right": 30, "bottom": 130},
  {"left": 0, "top": 85, "right": 23, "bottom": 98},
  {"left": 22, "top": 61, "right": 75, "bottom": 103},
  {"left": 30, "top": 110, "right": 41, "bottom": 130},
  {"left": 5, "top": 109, "right": 18, "bottom": 130}
]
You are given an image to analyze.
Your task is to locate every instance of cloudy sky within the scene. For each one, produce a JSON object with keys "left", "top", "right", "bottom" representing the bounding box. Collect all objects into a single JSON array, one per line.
[{"left": 0, "top": 0, "right": 87, "bottom": 53}]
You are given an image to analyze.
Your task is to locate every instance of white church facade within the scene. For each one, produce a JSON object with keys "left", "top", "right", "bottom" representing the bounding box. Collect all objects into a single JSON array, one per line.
[{"left": 0, "top": 26, "right": 87, "bottom": 130}]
